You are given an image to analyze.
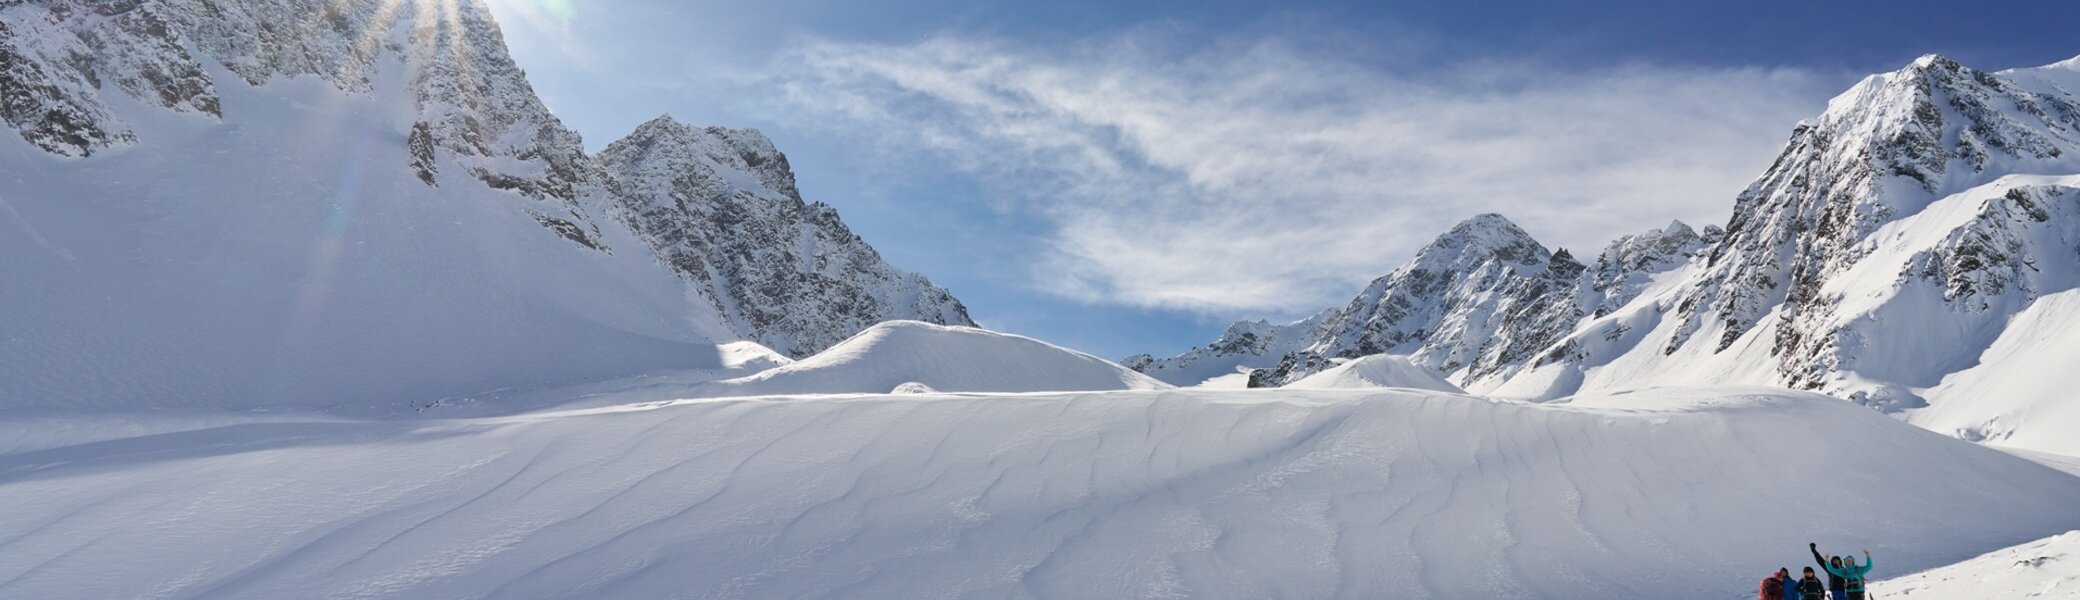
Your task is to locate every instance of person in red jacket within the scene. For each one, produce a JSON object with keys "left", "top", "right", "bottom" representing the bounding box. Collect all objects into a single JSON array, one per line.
[
  {"left": 1760, "top": 567, "right": 1799, "bottom": 600},
  {"left": 1760, "top": 568, "right": 1789, "bottom": 600}
]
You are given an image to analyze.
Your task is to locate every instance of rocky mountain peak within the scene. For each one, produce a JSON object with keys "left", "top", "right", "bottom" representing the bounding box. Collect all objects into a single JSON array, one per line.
[
  {"left": 608, "top": 114, "right": 802, "bottom": 203},
  {"left": 1418, "top": 212, "right": 1550, "bottom": 268}
]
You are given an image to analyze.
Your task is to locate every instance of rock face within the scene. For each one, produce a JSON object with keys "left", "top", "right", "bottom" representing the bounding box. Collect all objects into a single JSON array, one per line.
[
  {"left": 1132, "top": 53, "right": 2080, "bottom": 453},
  {"left": 600, "top": 116, "right": 973, "bottom": 357}
]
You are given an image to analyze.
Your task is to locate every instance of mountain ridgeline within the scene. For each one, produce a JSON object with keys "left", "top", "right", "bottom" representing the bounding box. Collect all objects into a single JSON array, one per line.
[{"left": 1131, "top": 53, "right": 2080, "bottom": 451}]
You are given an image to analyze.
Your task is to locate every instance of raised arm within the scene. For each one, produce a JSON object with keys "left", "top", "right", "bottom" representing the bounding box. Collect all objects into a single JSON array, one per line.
[{"left": 1808, "top": 543, "right": 1827, "bottom": 569}]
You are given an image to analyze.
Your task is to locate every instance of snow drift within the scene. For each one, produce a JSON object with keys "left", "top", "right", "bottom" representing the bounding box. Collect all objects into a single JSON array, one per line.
[
  {"left": 1284, "top": 354, "right": 1465, "bottom": 393},
  {"left": 698, "top": 321, "right": 1170, "bottom": 396},
  {"left": 3, "top": 386, "right": 2076, "bottom": 598}
]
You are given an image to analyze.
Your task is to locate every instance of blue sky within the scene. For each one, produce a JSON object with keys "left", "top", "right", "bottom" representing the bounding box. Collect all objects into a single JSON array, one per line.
[{"left": 484, "top": 0, "right": 2080, "bottom": 360}]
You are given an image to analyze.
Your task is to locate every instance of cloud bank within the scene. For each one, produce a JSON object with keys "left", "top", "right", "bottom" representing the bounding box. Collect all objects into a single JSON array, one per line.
[{"left": 761, "top": 33, "right": 1833, "bottom": 314}]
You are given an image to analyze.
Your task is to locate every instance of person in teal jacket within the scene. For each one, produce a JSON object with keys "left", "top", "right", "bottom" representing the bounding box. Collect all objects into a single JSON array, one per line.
[{"left": 1820, "top": 548, "right": 1873, "bottom": 600}]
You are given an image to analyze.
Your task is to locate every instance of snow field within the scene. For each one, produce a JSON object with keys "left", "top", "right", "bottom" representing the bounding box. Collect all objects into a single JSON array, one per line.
[{"left": 2, "top": 386, "right": 2076, "bottom": 598}]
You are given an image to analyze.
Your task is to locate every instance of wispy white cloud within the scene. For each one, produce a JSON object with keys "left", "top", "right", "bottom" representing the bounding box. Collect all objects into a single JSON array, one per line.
[{"left": 759, "top": 33, "right": 1835, "bottom": 314}]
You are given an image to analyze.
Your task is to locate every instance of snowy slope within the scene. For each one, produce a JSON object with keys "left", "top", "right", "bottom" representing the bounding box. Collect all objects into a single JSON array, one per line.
[
  {"left": 2, "top": 386, "right": 2076, "bottom": 598},
  {"left": 1284, "top": 354, "right": 1464, "bottom": 393},
  {"left": 1915, "top": 287, "right": 2080, "bottom": 454},
  {"left": 699, "top": 321, "right": 1170, "bottom": 396},
  {"left": 1875, "top": 531, "right": 2080, "bottom": 598}
]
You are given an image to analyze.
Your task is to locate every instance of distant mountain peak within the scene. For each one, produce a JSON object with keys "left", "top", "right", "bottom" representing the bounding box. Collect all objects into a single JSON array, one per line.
[
  {"left": 1411, "top": 212, "right": 1549, "bottom": 269},
  {"left": 1909, "top": 53, "right": 1962, "bottom": 72}
]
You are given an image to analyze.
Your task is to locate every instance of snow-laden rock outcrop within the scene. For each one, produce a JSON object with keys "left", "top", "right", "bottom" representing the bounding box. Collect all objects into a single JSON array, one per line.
[
  {"left": 599, "top": 116, "right": 972, "bottom": 357},
  {"left": 0, "top": 0, "right": 970, "bottom": 409},
  {"left": 698, "top": 321, "right": 1169, "bottom": 397}
]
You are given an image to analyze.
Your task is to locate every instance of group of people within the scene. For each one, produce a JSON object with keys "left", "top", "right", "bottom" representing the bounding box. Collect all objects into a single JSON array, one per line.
[{"left": 1759, "top": 543, "right": 1874, "bottom": 600}]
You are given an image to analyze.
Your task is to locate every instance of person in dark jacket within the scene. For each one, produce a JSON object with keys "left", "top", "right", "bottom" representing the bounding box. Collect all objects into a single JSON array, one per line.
[
  {"left": 1778, "top": 568, "right": 1800, "bottom": 600},
  {"left": 1809, "top": 543, "right": 1847, "bottom": 600},
  {"left": 1797, "top": 567, "right": 1828, "bottom": 600}
]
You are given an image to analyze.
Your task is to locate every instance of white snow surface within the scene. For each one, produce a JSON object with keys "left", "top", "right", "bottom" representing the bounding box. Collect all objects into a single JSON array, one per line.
[
  {"left": 1875, "top": 530, "right": 2080, "bottom": 598},
  {"left": 1285, "top": 354, "right": 1465, "bottom": 393},
  {"left": 2, "top": 385, "right": 2075, "bottom": 598},
  {"left": 697, "top": 321, "right": 1171, "bottom": 397}
]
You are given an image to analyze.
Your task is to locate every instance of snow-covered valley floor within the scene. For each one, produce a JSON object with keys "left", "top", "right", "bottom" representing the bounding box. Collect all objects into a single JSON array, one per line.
[{"left": 3, "top": 386, "right": 2077, "bottom": 599}]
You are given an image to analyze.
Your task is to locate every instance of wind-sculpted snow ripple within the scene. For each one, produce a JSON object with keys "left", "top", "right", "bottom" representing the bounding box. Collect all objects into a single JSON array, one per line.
[{"left": 0, "top": 387, "right": 2076, "bottom": 598}]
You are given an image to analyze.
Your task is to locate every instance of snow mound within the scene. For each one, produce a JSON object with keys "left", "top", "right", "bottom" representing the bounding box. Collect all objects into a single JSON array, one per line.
[
  {"left": 4, "top": 387, "right": 2077, "bottom": 598},
  {"left": 1285, "top": 354, "right": 1465, "bottom": 393},
  {"left": 889, "top": 382, "right": 937, "bottom": 394},
  {"left": 1875, "top": 530, "right": 2080, "bottom": 598},
  {"left": 715, "top": 341, "right": 794, "bottom": 371},
  {"left": 700, "top": 321, "right": 1171, "bottom": 396}
]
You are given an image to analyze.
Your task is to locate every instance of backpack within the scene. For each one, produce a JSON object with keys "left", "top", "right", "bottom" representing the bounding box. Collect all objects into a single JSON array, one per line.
[
  {"left": 1760, "top": 575, "right": 1787, "bottom": 600},
  {"left": 1798, "top": 577, "right": 1828, "bottom": 600}
]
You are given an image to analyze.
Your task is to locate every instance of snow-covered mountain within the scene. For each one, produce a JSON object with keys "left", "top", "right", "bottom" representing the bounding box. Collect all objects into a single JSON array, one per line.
[
  {"left": 0, "top": 0, "right": 968, "bottom": 409},
  {"left": 1134, "top": 54, "right": 2080, "bottom": 455},
  {"left": 1256, "top": 214, "right": 1590, "bottom": 387}
]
